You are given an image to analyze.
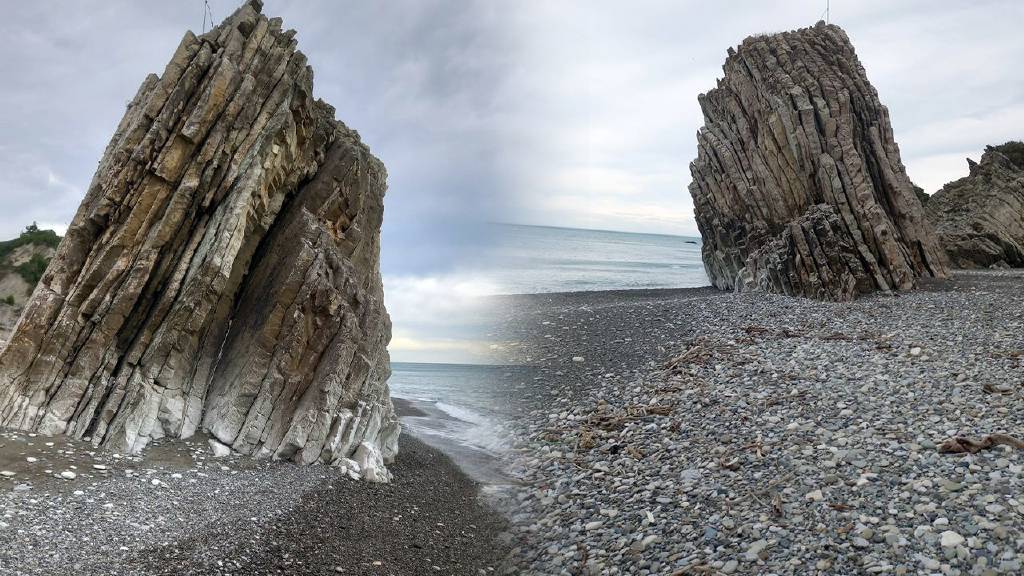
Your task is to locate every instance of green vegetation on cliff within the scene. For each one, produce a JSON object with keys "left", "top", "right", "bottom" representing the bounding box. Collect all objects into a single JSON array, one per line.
[
  {"left": 0, "top": 223, "right": 62, "bottom": 291},
  {"left": 986, "top": 141, "right": 1024, "bottom": 170},
  {"left": 15, "top": 254, "right": 50, "bottom": 287}
]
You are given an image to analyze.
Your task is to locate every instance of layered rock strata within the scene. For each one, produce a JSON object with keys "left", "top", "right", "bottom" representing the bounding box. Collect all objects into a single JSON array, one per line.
[
  {"left": 688, "top": 22, "right": 948, "bottom": 300},
  {"left": 925, "top": 150, "right": 1024, "bottom": 268},
  {"left": 0, "top": 0, "right": 399, "bottom": 479}
]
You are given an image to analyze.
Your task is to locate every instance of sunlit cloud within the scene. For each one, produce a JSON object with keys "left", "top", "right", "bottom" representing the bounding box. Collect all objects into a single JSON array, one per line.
[
  {"left": 383, "top": 272, "right": 501, "bottom": 364},
  {"left": 519, "top": 193, "right": 698, "bottom": 236},
  {"left": 389, "top": 331, "right": 496, "bottom": 364}
]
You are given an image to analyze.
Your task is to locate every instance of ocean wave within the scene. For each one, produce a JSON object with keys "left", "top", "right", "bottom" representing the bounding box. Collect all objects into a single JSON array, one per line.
[{"left": 434, "top": 401, "right": 489, "bottom": 426}]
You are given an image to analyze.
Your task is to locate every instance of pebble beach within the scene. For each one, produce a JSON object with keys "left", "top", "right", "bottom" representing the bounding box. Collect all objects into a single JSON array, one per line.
[
  {"left": 496, "top": 270, "right": 1024, "bottom": 575},
  {"left": 0, "top": 431, "right": 508, "bottom": 575}
]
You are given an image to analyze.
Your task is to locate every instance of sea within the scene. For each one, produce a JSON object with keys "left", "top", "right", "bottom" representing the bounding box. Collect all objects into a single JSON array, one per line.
[
  {"left": 489, "top": 223, "right": 708, "bottom": 294},
  {"left": 389, "top": 362, "right": 520, "bottom": 484},
  {"left": 389, "top": 224, "right": 710, "bottom": 484}
]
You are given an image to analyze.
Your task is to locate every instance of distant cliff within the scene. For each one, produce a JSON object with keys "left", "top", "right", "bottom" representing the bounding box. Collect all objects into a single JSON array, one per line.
[
  {"left": 926, "top": 143, "right": 1024, "bottom": 268},
  {"left": 0, "top": 224, "right": 61, "bottom": 343},
  {"left": 688, "top": 22, "right": 947, "bottom": 300}
]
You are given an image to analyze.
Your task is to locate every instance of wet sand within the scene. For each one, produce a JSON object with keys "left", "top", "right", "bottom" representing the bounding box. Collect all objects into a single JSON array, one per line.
[{"left": 392, "top": 396, "right": 430, "bottom": 417}]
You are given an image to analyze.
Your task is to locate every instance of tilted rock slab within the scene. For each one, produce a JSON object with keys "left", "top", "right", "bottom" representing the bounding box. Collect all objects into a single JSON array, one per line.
[
  {"left": 0, "top": 0, "right": 399, "bottom": 480},
  {"left": 925, "top": 151, "right": 1024, "bottom": 268},
  {"left": 688, "top": 22, "right": 948, "bottom": 300}
]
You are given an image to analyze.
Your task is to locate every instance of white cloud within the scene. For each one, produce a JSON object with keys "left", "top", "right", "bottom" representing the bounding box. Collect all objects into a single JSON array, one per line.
[
  {"left": 35, "top": 222, "right": 70, "bottom": 237},
  {"left": 383, "top": 272, "right": 501, "bottom": 364},
  {"left": 520, "top": 193, "right": 698, "bottom": 236},
  {"left": 906, "top": 153, "right": 974, "bottom": 196}
]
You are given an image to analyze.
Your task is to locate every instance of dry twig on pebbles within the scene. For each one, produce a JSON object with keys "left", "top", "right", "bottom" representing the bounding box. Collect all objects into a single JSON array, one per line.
[{"left": 938, "top": 433, "right": 1024, "bottom": 454}]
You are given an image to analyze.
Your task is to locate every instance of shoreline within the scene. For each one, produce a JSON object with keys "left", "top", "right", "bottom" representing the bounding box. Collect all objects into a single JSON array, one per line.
[
  {"left": 393, "top": 396, "right": 431, "bottom": 418},
  {"left": 0, "top": 429, "right": 509, "bottom": 575},
  {"left": 496, "top": 269, "right": 1024, "bottom": 574},
  {"left": 392, "top": 394, "right": 517, "bottom": 487}
]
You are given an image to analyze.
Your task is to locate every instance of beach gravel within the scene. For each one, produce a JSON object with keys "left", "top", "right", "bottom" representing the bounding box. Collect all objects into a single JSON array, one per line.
[
  {"left": 494, "top": 270, "right": 1024, "bottom": 575},
  {"left": 0, "top": 433, "right": 507, "bottom": 575}
]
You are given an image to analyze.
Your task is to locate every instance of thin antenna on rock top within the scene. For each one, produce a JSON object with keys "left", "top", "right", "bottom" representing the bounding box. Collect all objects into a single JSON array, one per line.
[
  {"left": 817, "top": 0, "right": 831, "bottom": 25},
  {"left": 202, "top": 0, "right": 214, "bottom": 33}
]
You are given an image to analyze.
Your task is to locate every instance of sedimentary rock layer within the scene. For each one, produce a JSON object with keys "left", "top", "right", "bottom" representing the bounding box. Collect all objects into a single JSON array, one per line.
[
  {"left": 925, "top": 150, "right": 1024, "bottom": 268},
  {"left": 688, "top": 22, "right": 948, "bottom": 300},
  {"left": 0, "top": 0, "right": 398, "bottom": 479}
]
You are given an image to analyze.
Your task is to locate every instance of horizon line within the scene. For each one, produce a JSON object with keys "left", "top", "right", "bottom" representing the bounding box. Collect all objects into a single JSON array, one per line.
[
  {"left": 390, "top": 360, "right": 522, "bottom": 369},
  {"left": 490, "top": 221, "right": 702, "bottom": 240}
]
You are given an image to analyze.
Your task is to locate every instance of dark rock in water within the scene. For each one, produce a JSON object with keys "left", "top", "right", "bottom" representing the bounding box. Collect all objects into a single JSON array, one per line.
[
  {"left": 0, "top": 0, "right": 398, "bottom": 480},
  {"left": 688, "top": 22, "right": 948, "bottom": 301},
  {"left": 925, "top": 149, "right": 1024, "bottom": 268}
]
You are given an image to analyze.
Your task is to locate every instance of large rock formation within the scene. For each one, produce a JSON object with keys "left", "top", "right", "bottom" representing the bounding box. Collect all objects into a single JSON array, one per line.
[
  {"left": 688, "top": 22, "right": 948, "bottom": 300},
  {"left": 925, "top": 148, "right": 1024, "bottom": 268},
  {"left": 0, "top": 0, "right": 399, "bottom": 480}
]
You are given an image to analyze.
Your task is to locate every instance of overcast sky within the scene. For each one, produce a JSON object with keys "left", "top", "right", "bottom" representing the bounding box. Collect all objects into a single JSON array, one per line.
[
  {"left": 0, "top": 0, "right": 515, "bottom": 363},
  {"left": 1, "top": 1, "right": 1020, "bottom": 362},
  {"left": 504, "top": 0, "right": 1024, "bottom": 236}
]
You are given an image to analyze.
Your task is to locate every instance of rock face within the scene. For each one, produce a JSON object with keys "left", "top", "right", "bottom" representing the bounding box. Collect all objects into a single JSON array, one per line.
[
  {"left": 0, "top": 0, "right": 399, "bottom": 479},
  {"left": 688, "top": 22, "right": 948, "bottom": 300},
  {"left": 925, "top": 150, "right": 1024, "bottom": 268}
]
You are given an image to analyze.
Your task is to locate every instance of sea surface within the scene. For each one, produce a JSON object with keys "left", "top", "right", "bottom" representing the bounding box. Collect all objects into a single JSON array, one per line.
[
  {"left": 489, "top": 223, "right": 709, "bottom": 293},
  {"left": 391, "top": 224, "right": 710, "bottom": 483}
]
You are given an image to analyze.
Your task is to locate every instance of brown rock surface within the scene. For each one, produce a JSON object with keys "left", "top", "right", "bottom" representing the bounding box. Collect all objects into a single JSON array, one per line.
[
  {"left": 0, "top": 0, "right": 399, "bottom": 479},
  {"left": 925, "top": 149, "right": 1024, "bottom": 268},
  {"left": 688, "top": 22, "right": 947, "bottom": 300}
]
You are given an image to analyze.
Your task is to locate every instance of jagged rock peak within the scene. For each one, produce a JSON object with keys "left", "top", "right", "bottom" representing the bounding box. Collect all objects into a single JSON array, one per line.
[
  {"left": 688, "top": 23, "right": 948, "bottom": 301},
  {"left": 926, "top": 148, "right": 1024, "bottom": 268},
  {"left": 0, "top": 2, "right": 399, "bottom": 481}
]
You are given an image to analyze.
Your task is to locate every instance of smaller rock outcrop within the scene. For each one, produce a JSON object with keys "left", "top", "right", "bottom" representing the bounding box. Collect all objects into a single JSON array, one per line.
[
  {"left": 925, "top": 147, "right": 1024, "bottom": 268},
  {"left": 688, "top": 22, "right": 948, "bottom": 301}
]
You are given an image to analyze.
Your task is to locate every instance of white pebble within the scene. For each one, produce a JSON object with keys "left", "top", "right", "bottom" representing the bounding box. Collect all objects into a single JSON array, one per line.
[{"left": 940, "top": 530, "right": 964, "bottom": 547}]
